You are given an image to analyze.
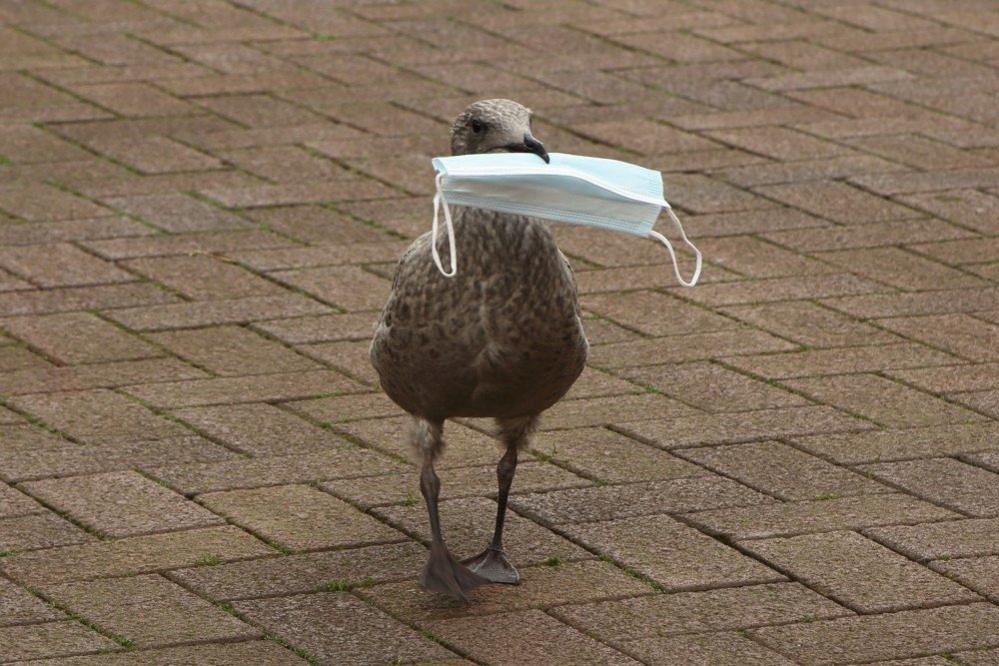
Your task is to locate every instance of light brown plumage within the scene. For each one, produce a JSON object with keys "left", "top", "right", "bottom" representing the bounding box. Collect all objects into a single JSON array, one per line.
[{"left": 369, "top": 99, "right": 588, "bottom": 600}]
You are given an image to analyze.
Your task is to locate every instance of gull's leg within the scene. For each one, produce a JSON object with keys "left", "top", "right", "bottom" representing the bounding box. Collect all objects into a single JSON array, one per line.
[
  {"left": 463, "top": 415, "right": 537, "bottom": 584},
  {"left": 415, "top": 418, "right": 485, "bottom": 601}
]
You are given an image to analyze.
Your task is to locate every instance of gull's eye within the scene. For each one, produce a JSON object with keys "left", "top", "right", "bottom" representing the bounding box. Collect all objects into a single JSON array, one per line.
[{"left": 470, "top": 119, "right": 486, "bottom": 134}]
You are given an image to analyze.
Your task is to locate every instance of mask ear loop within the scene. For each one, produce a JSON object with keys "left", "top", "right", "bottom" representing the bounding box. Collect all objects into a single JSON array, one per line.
[
  {"left": 431, "top": 172, "right": 457, "bottom": 278},
  {"left": 649, "top": 205, "right": 702, "bottom": 287}
]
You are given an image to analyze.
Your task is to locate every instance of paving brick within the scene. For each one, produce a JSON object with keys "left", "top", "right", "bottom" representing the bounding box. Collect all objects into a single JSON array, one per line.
[
  {"left": 0, "top": 312, "right": 158, "bottom": 365},
  {"left": 44, "top": 574, "right": 257, "bottom": 648},
  {"left": 619, "top": 405, "right": 875, "bottom": 449},
  {"left": 235, "top": 591, "right": 455, "bottom": 665},
  {"left": 0, "top": 577, "right": 62, "bottom": 626},
  {"left": 722, "top": 300, "right": 898, "bottom": 347},
  {"left": 0, "top": 434, "right": 233, "bottom": 483},
  {"left": 751, "top": 604, "right": 999, "bottom": 665},
  {"left": 681, "top": 441, "right": 886, "bottom": 501},
  {"left": 233, "top": 242, "right": 409, "bottom": 273},
  {"left": 0, "top": 243, "right": 130, "bottom": 288},
  {"left": 755, "top": 180, "right": 922, "bottom": 224},
  {"left": 124, "top": 370, "right": 365, "bottom": 408},
  {"left": 296, "top": 339, "right": 377, "bottom": 385},
  {"left": 620, "top": 361, "right": 808, "bottom": 412},
  {"left": 552, "top": 582, "right": 849, "bottom": 643},
  {"left": 624, "top": 632, "right": 799, "bottom": 665},
  {"left": 763, "top": 218, "right": 974, "bottom": 254},
  {"left": 686, "top": 493, "right": 956, "bottom": 540},
  {"left": 589, "top": 328, "right": 795, "bottom": 369},
  {"left": 359, "top": 559, "right": 648, "bottom": 621},
  {"left": 674, "top": 274, "right": 885, "bottom": 308},
  {"left": 170, "top": 402, "right": 346, "bottom": 456},
  {"left": 0, "top": 512, "right": 95, "bottom": 552},
  {"left": 1, "top": 480, "right": 42, "bottom": 518},
  {"left": 0, "top": 183, "right": 109, "bottom": 221},
  {"left": 931, "top": 555, "right": 999, "bottom": 603},
  {"left": 151, "top": 444, "right": 404, "bottom": 496},
  {"left": 850, "top": 168, "right": 999, "bottom": 197},
  {"left": 530, "top": 427, "right": 703, "bottom": 483},
  {"left": 122, "top": 255, "right": 285, "bottom": 301},
  {"left": 271, "top": 265, "right": 391, "bottom": 311},
  {"left": 563, "top": 514, "right": 783, "bottom": 590},
  {"left": 170, "top": 541, "right": 426, "bottom": 601},
  {"left": 511, "top": 475, "right": 775, "bottom": 525},
  {"left": 727, "top": 343, "right": 959, "bottom": 380},
  {"left": 539, "top": 392, "right": 699, "bottom": 429},
  {"left": 784, "top": 374, "right": 985, "bottom": 428},
  {"left": 0, "top": 622, "right": 116, "bottom": 662},
  {"left": 0, "top": 357, "right": 204, "bottom": 396},
  {"left": 105, "top": 192, "right": 250, "bottom": 233},
  {"left": 876, "top": 314, "right": 999, "bottom": 362},
  {"left": 896, "top": 189, "right": 999, "bottom": 235},
  {"left": 107, "top": 294, "right": 331, "bottom": 331},
  {"left": 246, "top": 314, "right": 377, "bottom": 346},
  {"left": 957, "top": 648, "right": 999, "bottom": 666},
  {"left": 827, "top": 292, "right": 999, "bottom": 328},
  {"left": 705, "top": 126, "right": 849, "bottom": 161},
  {"left": 81, "top": 229, "right": 294, "bottom": 261},
  {"left": 21, "top": 470, "right": 223, "bottom": 538},
  {"left": 147, "top": 325, "right": 320, "bottom": 376},
  {"left": 0, "top": 283, "right": 181, "bottom": 318},
  {"left": 243, "top": 205, "right": 387, "bottom": 245},
  {"left": 697, "top": 235, "right": 838, "bottom": 278},
  {"left": 862, "top": 458, "right": 999, "bottom": 518},
  {"left": 427, "top": 609, "right": 639, "bottom": 666},
  {"left": 0, "top": 525, "right": 271, "bottom": 586},
  {"left": 868, "top": 515, "right": 999, "bottom": 561},
  {"left": 374, "top": 496, "right": 588, "bottom": 566},
  {"left": 743, "top": 530, "right": 977, "bottom": 613},
  {"left": 199, "top": 484, "right": 402, "bottom": 552},
  {"left": 820, "top": 247, "right": 987, "bottom": 291},
  {"left": 19, "top": 641, "right": 310, "bottom": 665},
  {"left": 9, "top": 389, "right": 188, "bottom": 442},
  {"left": 581, "top": 290, "right": 737, "bottom": 337}
]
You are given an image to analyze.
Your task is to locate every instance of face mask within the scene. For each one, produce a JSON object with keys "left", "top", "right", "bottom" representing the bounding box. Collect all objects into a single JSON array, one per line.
[{"left": 429, "top": 152, "right": 702, "bottom": 287}]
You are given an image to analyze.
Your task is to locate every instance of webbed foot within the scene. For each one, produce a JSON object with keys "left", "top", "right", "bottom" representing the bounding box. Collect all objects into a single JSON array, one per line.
[
  {"left": 420, "top": 542, "right": 487, "bottom": 601},
  {"left": 462, "top": 547, "right": 520, "bottom": 584}
]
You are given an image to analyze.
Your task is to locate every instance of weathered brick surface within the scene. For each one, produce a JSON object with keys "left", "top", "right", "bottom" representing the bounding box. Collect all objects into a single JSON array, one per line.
[
  {"left": 169, "top": 541, "right": 426, "bottom": 602},
  {"left": 742, "top": 530, "right": 978, "bottom": 613},
  {"left": 552, "top": 582, "right": 849, "bottom": 644},
  {"left": 0, "top": 622, "right": 116, "bottom": 662},
  {"left": 751, "top": 604, "right": 999, "bottom": 665},
  {"left": 200, "top": 484, "right": 403, "bottom": 552},
  {"left": 3, "top": 0, "right": 998, "bottom": 660},
  {"left": 680, "top": 440, "right": 887, "bottom": 500},
  {"left": 234, "top": 592, "right": 457, "bottom": 665},
  {"left": 686, "top": 493, "right": 956, "bottom": 540},
  {"left": 563, "top": 514, "right": 784, "bottom": 591},
  {"left": 43, "top": 574, "right": 258, "bottom": 648},
  {"left": 426, "top": 609, "right": 640, "bottom": 665},
  {"left": 21, "top": 470, "right": 223, "bottom": 538}
]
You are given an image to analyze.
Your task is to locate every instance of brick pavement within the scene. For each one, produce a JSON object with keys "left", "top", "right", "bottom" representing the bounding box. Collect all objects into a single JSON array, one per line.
[{"left": 0, "top": 0, "right": 997, "bottom": 663}]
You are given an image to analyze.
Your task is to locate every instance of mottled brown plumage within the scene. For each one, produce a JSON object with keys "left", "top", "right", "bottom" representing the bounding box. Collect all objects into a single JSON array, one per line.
[{"left": 370, "top": 99, "right": 588, "bottom": 600}]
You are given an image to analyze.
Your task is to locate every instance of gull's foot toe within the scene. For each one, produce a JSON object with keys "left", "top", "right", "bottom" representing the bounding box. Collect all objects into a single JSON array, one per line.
[
  {"left": 462, "top": 547, "right": 520, "bottom": 584},
  {"left": 421, "top": 542, "right": 486, "bottom": 602}
]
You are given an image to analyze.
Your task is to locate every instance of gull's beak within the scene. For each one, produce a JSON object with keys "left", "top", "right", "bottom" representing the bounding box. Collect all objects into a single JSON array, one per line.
[{"left": 507, "top": 133, "right": 550, "bottom": 163}]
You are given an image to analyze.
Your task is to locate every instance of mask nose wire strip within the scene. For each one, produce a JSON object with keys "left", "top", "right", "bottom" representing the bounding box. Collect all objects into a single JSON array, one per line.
[
  {"left": 431, "top": 172, "right": 457, "bottom": 277},
  {"left": 649, "top": 206, "right": 702, "bottom": 287}
]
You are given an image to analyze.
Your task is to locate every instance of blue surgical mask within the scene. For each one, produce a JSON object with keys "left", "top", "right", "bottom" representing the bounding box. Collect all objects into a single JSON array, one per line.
[{"left": 429, "top": 152, "right": 702, "bottom": 286}]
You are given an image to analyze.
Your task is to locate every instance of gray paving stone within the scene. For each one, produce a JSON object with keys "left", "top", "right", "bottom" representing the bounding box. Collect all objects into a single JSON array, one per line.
[{"left": 234, "top": 592, "right": 457, "bottom": 665}]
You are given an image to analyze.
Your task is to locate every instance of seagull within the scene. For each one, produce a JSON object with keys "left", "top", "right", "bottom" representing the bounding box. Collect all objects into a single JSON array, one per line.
[{"left": 370, "top": 99, "right": 588, "bottom": 600}]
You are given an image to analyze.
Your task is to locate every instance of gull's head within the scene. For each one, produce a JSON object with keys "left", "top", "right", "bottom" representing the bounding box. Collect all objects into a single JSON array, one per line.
[{"left": 450, "top": 98, "right": 548, "bottom": 163}]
